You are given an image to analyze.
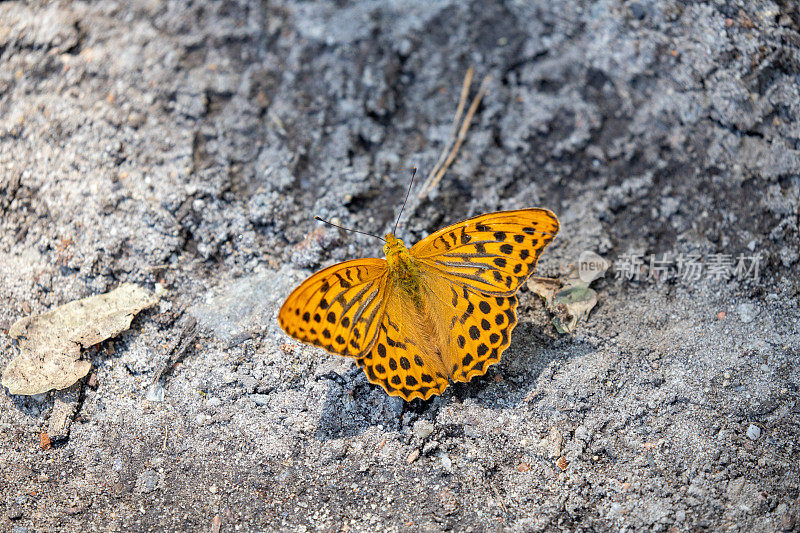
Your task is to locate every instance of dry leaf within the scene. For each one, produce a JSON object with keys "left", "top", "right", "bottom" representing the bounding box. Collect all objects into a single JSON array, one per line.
[
  {"left": 551, "top": 286, "right": 598, "bottom": 334},
  {"left": 526, "top": 276, "right": 562, "bottom": 306},
  {"left": 527, "top": 266, "right": 599, "bottom": 333},
  {"left": 2, "top": 283, "right": 157, "bottom": 395}
]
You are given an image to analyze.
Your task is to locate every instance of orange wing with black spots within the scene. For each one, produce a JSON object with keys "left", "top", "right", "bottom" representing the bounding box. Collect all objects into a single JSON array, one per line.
[
  {"left": 412, "top": 209, "right": 559, "bottom": 295},
  {"left": 356, "top": 287, "right": 450, "bottom": 401},
  {"left": 421, "top": 275, "right": 519, "bottom": 384},
  {"left": 278, "top": 259, "right": 389, "bottom": 358},
  {"left": 404, "top": 208, "right": 558, "bottom": 387},
  {"left": 279, "top": 208, "right": 559, "bottom": 402}
]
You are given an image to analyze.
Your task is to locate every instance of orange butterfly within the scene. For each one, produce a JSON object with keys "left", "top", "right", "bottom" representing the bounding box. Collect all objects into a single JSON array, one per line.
[{"left": 279, "top": 207, "right": 559, "bottom": 401}]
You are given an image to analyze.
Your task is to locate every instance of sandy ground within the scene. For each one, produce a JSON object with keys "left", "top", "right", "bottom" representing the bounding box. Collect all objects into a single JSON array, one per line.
[{"left": 1, "top": 0, "right": 799, "bottom": 531}]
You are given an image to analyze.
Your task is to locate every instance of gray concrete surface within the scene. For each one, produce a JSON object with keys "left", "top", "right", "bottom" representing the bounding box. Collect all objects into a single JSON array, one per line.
[{"left": 1, "top": 0, "right": 798, "bottom": 531}]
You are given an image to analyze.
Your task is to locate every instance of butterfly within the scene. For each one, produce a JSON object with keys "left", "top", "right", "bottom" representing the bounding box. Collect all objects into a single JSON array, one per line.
[{"left": 278, "top": 208, "right": 559, "bottom": 401}]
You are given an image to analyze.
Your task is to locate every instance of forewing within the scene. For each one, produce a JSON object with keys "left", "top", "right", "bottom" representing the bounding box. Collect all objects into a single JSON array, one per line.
[
  {"left": 411, "top": 208, "right": 559, "bottom": 295},
  {"left": 278, "top": 259, "right": 389, "bottom": 358}
]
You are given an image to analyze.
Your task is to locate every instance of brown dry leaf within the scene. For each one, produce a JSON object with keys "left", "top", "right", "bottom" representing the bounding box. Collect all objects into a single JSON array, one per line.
[
  {"left": 551, "top": 286, "right": 598, "bottom": 334},
  {"left": 2, "top": 283, "right": 157, "bottom": 395},
  {"left": 527, "top": 267, "right": 599, "bottom": 334},
  {"left": 526, "top": 276, "right": 562, "bottom": 307}
]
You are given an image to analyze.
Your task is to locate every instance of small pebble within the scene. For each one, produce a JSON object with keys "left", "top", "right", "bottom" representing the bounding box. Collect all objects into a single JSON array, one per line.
[
  {"left": 548, "top": 428, "right": 564, "bottom": 458},
  {"left": 406, "top": 449, "right": 420, "bottom": 464},
  {"left": 396, "top": 38, "right": 412, "bottom": 56},
  {"left": 209, "top": 484, "right": 217, "bottom": 494},
  {"left": 327, "top": 440, "right": 348, "bottom": 460},
  {"left": 440, "top": 454, "right": 453, "bottom": 473},
  {"left": 206, "top": 397, "right": 222, "bottom": 409},
  {"left": 746, "top": 424, "right": 761, "bottom": 440},
  {"left": 146, "top": 383, "right": 165, "bottom": 403},
  {"left": 239, "top": 374, "right": 258, "bottom": 390},
  {"left": 413, "top": 420, "right": 434, "bottom": 440},
  {"left": 422, "top": 440, "right": 439, "bottom": 456},
  {"left": 138, "top": 469, "right": 159, "bottom": 493},
  {"left": 128, "top": 111, "right": 145, "bottom": 127},
  {"left": 737, "top": 303, "right": 757, "bottom": 323},
  {"left": 250, "top": 394, "right": 270, "bottom": 406}
]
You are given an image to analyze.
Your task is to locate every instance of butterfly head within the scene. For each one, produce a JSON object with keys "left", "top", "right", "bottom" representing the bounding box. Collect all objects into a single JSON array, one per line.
[
  {"left": 383, "top": 233, "right": 414, "bottom": 271},
  {"left": 383, "top": 233, "right": 407, "bottom": 258}
]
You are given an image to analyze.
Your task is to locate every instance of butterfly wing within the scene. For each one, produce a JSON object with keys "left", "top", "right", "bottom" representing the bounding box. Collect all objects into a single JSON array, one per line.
[
  {"left": 411, "top": 208, "right": 559, "bottom": 295},
  {"left": 420, "top": 275, "right": 520, "bottom": 383},
  {"left": 280, "top": 209, "right": 559, "bottom": 401},
  {"left": 355, "top": 282, "right": 451, "bottom": 401},
  {"left": 410, "top": 208, "right": 559, "bottom": 385},
  {"left": 279, "top": 259, "right": 390, "bottom": 358}
]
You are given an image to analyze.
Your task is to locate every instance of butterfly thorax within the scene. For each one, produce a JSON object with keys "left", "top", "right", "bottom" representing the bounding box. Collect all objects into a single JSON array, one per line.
[{"left": 383, "top": 233, "right": 422, "bottom": 306}]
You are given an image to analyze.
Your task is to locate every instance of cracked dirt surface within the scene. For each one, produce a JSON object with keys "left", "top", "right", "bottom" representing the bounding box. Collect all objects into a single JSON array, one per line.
[{"left": 1, "top": 1, "right": 799, "bottom": 531}]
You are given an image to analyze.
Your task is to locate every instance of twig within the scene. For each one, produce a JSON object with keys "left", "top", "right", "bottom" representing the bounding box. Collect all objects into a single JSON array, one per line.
[
  {"left": 419, "top": 70, "right": 492, "bottom": 198},
  {"left": 425, "top": 67, "right": 474, "bottom": 185},
  {"left": 150, "top": 314, "right": 198, "bottom": 389},
  {"left": 489, "top": 481, "right": 508, "bottom": 514}
]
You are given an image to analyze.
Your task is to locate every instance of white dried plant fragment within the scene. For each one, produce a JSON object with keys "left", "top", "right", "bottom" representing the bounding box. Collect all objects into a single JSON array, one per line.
[{"left": 2, "top": 283, "right": 157, "bottom": 395}]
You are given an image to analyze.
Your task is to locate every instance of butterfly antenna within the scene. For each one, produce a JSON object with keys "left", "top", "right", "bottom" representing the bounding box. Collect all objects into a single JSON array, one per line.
[
  {"left": 314, "top": 216, "right": 386, "bottom": 242},
  {"left": 393, "top": 166, "right": 417, "bottom": 234}
]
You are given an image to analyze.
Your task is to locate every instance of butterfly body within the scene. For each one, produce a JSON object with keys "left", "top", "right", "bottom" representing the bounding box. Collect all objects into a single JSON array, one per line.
[
  {"left": 279, "top": 208, "right": 560, "bottom": 401},
  {"left": 384, "top": 234, "right": 423, "bottom": 305}
]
